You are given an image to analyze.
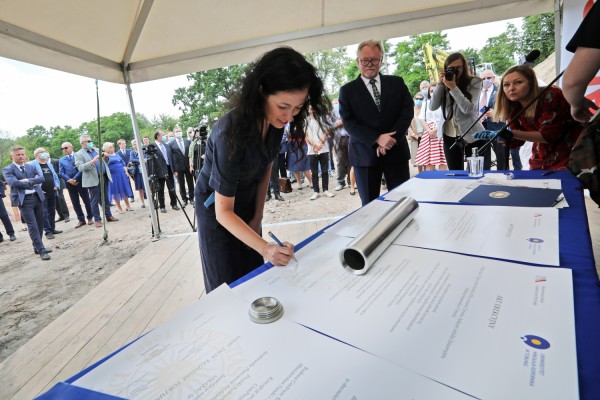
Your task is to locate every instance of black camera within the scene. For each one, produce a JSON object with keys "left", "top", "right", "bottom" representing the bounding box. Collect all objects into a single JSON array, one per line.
[
  {"left": 445, "top": 66, "right": 459, "bottom": 81},
  {"left": 143, "top": 143, "right": 158, "bottom": 155},
  {"left": 198, "top": 125, "right": 208, "bottom": 140}
]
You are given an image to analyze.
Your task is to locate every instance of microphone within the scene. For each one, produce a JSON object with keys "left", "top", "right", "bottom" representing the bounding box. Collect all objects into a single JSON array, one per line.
[{"left": 520, "top": 50, "right": 541, "bottom": 66}]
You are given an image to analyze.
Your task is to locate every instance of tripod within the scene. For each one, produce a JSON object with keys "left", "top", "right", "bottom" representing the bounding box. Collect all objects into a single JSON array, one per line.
[{"left": 146, "top": 150, "right": 196, "bottom": 234}]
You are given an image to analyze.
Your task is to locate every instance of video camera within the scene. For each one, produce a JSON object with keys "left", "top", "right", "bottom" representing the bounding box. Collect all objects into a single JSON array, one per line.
[
  {"left": 445, "top": 66, "right": 460, "bottom": 81},
  {"left": 198, "top": 125, "right": 208, "bottom": 140},
  {"left": 143, "top": 143, "right": 158, "bottom": 155}
]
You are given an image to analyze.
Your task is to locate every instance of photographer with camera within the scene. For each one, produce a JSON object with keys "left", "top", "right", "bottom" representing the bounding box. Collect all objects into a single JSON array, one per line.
[{"left": 430, "top": 52, "right": 490, "bottom": 170}]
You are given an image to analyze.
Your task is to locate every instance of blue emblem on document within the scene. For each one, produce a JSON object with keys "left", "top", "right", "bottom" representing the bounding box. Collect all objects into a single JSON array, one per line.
[
  {"left": 527, "top": 238, "right": 544, "bottom": 243},
  {"left": 522, "top": 335, "right": 551, "bottom": 350}
]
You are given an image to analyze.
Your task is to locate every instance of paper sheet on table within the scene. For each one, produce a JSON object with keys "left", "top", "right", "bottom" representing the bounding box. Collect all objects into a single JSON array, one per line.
[
  {"left": 383, "top": 177, "right": 567, "bottom": 207},
  {"left": 235, "top": 237, "right": 578, "bottom": 400},
  {"left": 73, "top": 285, "right": 473, "bottom": 400},
  {"left": 327, "top": 200, "right": 559, "bottom": 266}
]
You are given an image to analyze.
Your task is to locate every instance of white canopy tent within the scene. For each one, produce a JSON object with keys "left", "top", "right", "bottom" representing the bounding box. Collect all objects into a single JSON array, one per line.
[{"left": 0, "top": 0, "right": 555, "bottom": 237}]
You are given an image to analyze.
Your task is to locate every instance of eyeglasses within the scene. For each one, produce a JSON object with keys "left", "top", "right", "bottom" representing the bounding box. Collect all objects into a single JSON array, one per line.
[
  {"left": 61, "top": 147, "right": 69, "bottom": 150},
  {"left": 483, "top": 76, "right": 494, "bottom": 80},
  {"left": 359, "top": 58, "right": 382, "bottom": 66}
]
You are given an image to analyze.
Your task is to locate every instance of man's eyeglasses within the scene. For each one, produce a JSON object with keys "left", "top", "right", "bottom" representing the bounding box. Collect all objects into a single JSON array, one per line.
[
  {"left": 482, "top": 76, "right": 494, "bottom": 80},
  {"left": 61, "top": 147, "right": 69, "bottom": 150},
  {"left": 359, "top": 58, "right": 382, "bottom": 66}
]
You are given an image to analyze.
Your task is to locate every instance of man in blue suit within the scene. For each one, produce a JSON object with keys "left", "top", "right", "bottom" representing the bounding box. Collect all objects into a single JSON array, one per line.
[
  {"left": 59, "top": 142, "right": 93, "bottom": 228},
  {"left": 339, "top": 40, "right": 414, "bottom": 205},
  {"left": 2, "top": 146, "right": 51, "bottom": 260}
]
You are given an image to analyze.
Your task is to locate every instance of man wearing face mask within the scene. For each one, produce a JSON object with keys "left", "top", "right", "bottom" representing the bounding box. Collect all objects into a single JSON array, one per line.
[
  {"left": 28, "top": 148, "right": 63, "bottom": 239},
  {"left": 74, "top": 135, "right": 119, "bottom": 228},
  {"left": 169, "top": 126, "right": 194, "bottom": 206}
]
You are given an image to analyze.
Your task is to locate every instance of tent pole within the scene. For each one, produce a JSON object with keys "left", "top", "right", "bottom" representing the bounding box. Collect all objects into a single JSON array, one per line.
[{"left": 123, "top": 68, "right": 161, "bottom": 239}]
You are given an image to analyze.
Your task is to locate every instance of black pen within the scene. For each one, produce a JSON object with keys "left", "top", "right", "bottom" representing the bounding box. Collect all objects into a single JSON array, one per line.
[
  {"left": 268, "top": 231, "right": 298, "bottom": 262},
  {"left": 541, "top": 170, "right": 555, "bottom": 176},
  {"left": 446, "top": 173, "right": 469, "bottom": 176}
]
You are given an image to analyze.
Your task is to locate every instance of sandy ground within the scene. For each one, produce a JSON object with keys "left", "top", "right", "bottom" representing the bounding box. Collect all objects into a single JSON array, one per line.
[{"left": 0, "top": 172, "right": 364, "bottom": 363}]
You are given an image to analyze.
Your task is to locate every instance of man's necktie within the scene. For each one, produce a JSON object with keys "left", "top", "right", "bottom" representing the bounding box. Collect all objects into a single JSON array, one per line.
[
  {"left": 480, "top": 89, "right": 488, "bottom": 110},
  {"left": 178, "top": 140, "right": 184, "bottom": 153},
  {"left": 369, "top": 79, "right": 381, "bottom": 111},
  {"left": 20, "top": 165, "right": 25, "bottom": 176}
]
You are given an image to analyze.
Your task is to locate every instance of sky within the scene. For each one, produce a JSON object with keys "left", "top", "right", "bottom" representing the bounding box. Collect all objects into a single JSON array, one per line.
[{"left": 0, "top": 18, "right": 520, "bottom": 139}]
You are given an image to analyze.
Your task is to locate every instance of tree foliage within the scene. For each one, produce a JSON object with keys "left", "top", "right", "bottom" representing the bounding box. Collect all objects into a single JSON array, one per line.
[
  {"left": 304, "top": 47, "right": 350, "bottom": 98},
  {"left": 391, "top": 32, "right": 450, "bottom": 96},
  {"left": 519, "top": 13, "right": 555, "bottom": 66},
  {"left": 479, "top": 23, "right": 519, "bottom": 76},
  {"left": 172, "top": 65, "right": 248, "bottom": 130}
]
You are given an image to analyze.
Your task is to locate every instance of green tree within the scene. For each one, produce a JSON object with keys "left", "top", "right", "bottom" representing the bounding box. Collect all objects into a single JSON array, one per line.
[
  {"left": 151, "top": 114, "right": 180, "bottom": 132},
  {"left": 172, "top": 65, "right": 248, "bottom": 130},
  {"left": 48, "top": 125, "right": 80, "bottom": 158},
  {"left": 78, "top": 112, "right": 152, "bottom": 148},
  {"left": 519, "top": 13, "right": 555, "bottom": 66},
  {"left": 391, "top": 32, "right": 450, "bottom": 96},
  {"left": 479, "top": 23, "right": 519, "bottom": 75},
  {"left": 304, "top": 47, "right": 350, "bottom": 98},
  {"left": 0, "top": 130, "right": 17, "bottom": 175},
  {"left": 17, "top": 125, "right": 52, "bottom": 158}
]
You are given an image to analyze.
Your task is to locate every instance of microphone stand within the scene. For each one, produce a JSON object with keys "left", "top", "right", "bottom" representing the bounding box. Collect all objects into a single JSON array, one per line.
[
  {"left": 450, "top": 104, "right": 491, "bottom": 150},
  {"left": 479, "top": 70, "right": 565, "bottom": 155}
]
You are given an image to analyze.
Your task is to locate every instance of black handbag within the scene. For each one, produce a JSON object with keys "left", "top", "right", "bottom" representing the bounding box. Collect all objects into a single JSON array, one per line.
[{"left": 127, "top": 163, "right": 138, "bottom": 177}]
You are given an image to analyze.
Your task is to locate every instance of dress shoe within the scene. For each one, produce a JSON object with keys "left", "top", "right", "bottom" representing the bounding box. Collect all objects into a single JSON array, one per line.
[
  {"left": 35, "top": 248, "right": 53, "bottom": 254},
  {"left": 87, "top": 219, "right": 94, "bottom": 225},
  {"left": 274, "top": 194, "right": 284, "bottom": 201},
  {"left": 45, "top": 233, "right": 55, "bottom": 239},
  {"left": 106, "top": 216, "right": 119, "bottom": 222},
  {"left": 75, "top": 221, "right": 86, "bottom": 228},
  {"left": 95, "top": 221, "right": 103, "bottom": 228},
  {"left": 10, "top": 234, "right": 16, "bottom": 241},
  {"left": 172, "top": 205, "right": 180, "bottom": 211},
  {"left": 160, "top": 208, "right": 167, "bottom": 213},
  {"left": 52, "top": 230, "right": 63, "bottom": 234},
  {"left": 39, "top": 252, "right": 51, "bottom": 261}
]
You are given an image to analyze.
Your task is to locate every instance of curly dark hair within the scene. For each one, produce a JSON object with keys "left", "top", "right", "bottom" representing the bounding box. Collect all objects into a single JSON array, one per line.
[{"left": 225, "top": 47, "right": 332, "bottom": 159}]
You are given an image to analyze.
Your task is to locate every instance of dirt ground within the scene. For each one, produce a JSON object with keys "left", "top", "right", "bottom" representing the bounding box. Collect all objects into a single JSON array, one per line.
[{"left": 0, "top": 172, "right": 365, "bottom": 363}]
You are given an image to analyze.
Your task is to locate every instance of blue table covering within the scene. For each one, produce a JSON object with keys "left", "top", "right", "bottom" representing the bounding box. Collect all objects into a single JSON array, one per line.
[{"left": 38, "top": 170, "right": 600, "bottom": 400}]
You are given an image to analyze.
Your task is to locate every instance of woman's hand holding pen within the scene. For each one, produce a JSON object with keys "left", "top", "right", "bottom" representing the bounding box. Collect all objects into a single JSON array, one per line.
[{"left": 263, "top": 241, "right": 295, "bottom": 266}]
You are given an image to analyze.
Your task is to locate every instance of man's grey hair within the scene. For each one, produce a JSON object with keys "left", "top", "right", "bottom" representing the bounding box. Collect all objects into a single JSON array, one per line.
[
  {"left": 80, "top": 135, "right": 91, "bottom": 144},
  {"left": 357, "top": 40, "right": 383, "bottom": 57}
]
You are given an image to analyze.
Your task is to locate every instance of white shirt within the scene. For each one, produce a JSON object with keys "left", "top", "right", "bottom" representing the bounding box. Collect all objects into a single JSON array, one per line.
[
  {"left": 305, "top": 117, "right": 329, "bottom": 155},
  {"left": 360, "top": 75, "right": 381, "bottom": 105}
]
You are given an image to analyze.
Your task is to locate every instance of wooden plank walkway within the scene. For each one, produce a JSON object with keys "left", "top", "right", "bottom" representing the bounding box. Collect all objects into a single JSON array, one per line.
[{"left": 0, "top": 218, "right": 339, "bottom": 400}]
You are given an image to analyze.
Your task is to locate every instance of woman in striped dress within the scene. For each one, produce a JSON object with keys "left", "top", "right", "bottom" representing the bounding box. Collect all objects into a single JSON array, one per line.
[{"left": 415, "top": 83, "right": 447, "bottom": 171}]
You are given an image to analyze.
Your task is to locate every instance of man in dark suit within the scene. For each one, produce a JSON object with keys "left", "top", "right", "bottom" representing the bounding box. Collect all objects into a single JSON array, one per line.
[
  {"left": 59, "top": 142, "right": 93, "bottom": 228},
  {"left": 153, "top": 130, "right": 179, "bottom": 213},
  {"left": 0, "top": 179, "right": 16, "bottom": 242},
  {"left": 50, "top": 157, "right": 70, "bottom": 222},
  {"left": 169, "top": 126, "right": 194, "bottom": 206},
  {"left": 479, "top": 69, "right": 522, "bottom": 170},
  {"left": 2, "top": 145, "right": 51, "bottom": 260},
  {"left": 339, "top": 40, "right": 414, "bottom": 205}
]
